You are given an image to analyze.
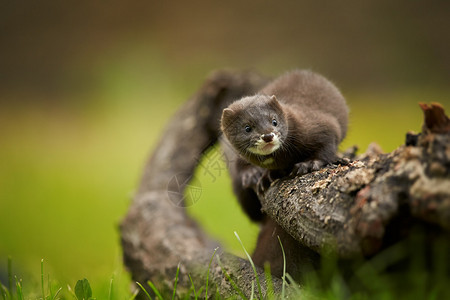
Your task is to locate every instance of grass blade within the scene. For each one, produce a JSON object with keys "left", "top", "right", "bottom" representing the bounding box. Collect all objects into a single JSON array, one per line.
[
  {"left": 278, "top": 236, "right": 287, "bottom": 299},
  {"left": 15, "top": 277, "right": 23, "bottom": 300},
  {"left": 250, "top": 280, "right": 254, "bottom": 300},
  {"left": 67, "top": 284, "right": 77, "bottom": 299},
  {"left": 234, "top": 231, "right": 262, "bottom": 298},
  {"left": 264, "top": 263, "right": 274, "bottom": 300},
  {"left": 52, "top": 287, "right": 62, "bottom": 300},
  {"left": 216, "top": 255, "right": 247, "bottom": 300},
  {"left": 48, "top": 274, "right": 53, "bottom": 300},
  {"left": 188, "top": 274, "right": 197, "bottom": 300},
  {"left": 147, "top": 281, "right": 164, "bottom": 300},
  {"left": 8, "top": 257, "right": 12, "bottom": 297},
  {"left": 172, "top": 263, "right": 180, "bottom": 300},
  {"left": 215, "top": 289, "right": 220, "bottom": 300},
  {"left": 108, "top": 275, "right": 114, "bottom": 300},
  {"left": 205, "top": 247, "right": 218, "bottom": 300},
  {"left": 41, "top": 259, "right": 46, "bottom": 300},
  {"left": 135, "top": 282, "right": 152, "bottom": 300},
  {"left": 285, "top": 273, "right": 302, "bottom": 294},
  {"left": 128, "top": 289, "right": 139, "bottom": 300},
  {"left": 1, "top": 284, "right": 9, "bottom": 300},
  {"left": 196, "top": 287, "right": 204, "bottom": 300}
]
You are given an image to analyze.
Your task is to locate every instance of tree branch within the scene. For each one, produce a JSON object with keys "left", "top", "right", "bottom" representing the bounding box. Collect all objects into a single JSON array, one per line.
[{"left": 120, "top": 70, "right": 281, "bottom": 298}]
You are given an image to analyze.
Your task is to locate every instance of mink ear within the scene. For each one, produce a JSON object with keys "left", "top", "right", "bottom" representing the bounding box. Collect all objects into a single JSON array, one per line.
[
  {"left": 269, "top": 95, "right": 282, "bottom": 110},
  {"left": 221, "top": 108, "right": 235, "bottom": 128}
]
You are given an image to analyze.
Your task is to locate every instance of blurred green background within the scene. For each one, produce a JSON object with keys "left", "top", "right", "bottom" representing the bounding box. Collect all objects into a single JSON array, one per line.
[{"left": 1, "top": 0, "right": 449, "bottom": 296}]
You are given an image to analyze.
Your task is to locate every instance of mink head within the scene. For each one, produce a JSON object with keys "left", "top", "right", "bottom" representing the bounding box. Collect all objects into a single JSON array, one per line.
[{"left": 221, "top": 95, "right": 288, "bottom": 162}]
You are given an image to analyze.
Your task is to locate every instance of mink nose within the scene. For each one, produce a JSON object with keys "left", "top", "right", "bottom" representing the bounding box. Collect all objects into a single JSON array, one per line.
[{"left": 262, "top": 133, "right": 274, "bottom": 142}]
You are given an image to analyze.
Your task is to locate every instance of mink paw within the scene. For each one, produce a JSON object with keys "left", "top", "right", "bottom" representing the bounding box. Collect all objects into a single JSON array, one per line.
[
  {"left": 291, "top": 159, "right": 325, "bottom": 176},
  {"left": 256, "top": 170, "right": 272, "bottom": 195},
  {"left": 241, "top": 168, "right": 263, "bottom": 189},
  {"left": 256, "top": 170, "right": 285, "bottom": 194}
]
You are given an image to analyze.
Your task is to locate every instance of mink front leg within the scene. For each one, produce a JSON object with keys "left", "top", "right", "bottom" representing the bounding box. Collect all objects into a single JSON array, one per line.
[
  {"left": 241, "top": 165, "right": 263, "bottom": 190},
  {"left": 230, "top": 158, "right": 265, "bottom": 221},
  {"left": 256, "top": 169, "right": 287, "bottom": 195},
  {"left": 233, "top": 160, "right": 285, "bottom": 220},
  {"left": 291, "top": 141, "right": 338, "bottom": 176}
]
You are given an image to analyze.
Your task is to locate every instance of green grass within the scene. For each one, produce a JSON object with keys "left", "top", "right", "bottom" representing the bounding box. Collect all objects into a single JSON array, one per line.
[
  {"left": 0, "top": 86, "right": 449, "bottom": 298},
  {"left": 1, "top": 257, "right": 135, "bottom": 300},
  {"left": 1, "top": 233, "right": 449, "bottom": 299}
]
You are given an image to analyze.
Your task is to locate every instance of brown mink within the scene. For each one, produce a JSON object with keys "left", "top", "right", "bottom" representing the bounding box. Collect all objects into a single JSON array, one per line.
[
  {"left": 221, "top": 69, "right": 348, "bottom": 174},
  {"left": 220, "top": 69, "right": 349, "bottom": 280}
]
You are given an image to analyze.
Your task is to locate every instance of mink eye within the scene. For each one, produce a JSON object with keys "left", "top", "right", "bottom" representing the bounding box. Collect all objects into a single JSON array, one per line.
[
  {"left": 272, "top": 119, "right": 278, "bottom": 126},
  {"left": 244, "top": 125, "right": 252, "bottom": 132}
]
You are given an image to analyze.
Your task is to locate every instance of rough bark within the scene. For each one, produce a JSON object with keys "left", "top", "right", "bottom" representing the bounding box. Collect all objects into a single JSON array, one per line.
[
  {"left": 258, "top": 103, "right": 450, "bottom": 260},
  {"left": 120, "top": 70, "right": 450, "bottom": 298}
]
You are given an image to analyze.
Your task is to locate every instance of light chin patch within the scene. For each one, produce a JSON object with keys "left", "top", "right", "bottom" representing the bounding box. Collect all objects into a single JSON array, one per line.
[{"left": 248, "top": 140, "right": 281, "bottom": 155}]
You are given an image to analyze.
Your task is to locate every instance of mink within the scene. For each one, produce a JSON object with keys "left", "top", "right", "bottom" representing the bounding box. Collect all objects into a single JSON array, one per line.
[
  {"left": 220, "top": 70, "right": 349, "bottom": 280},
  {"left": 221, "top": 70, "right": 348, "bottom": 173}
]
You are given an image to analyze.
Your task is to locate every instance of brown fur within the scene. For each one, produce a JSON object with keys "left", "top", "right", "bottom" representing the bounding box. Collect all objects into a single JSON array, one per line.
[
  {"left": 220, "top": 70, "right": 349, "bottom": 281},
  {"left": 221, "top": 70, "right": 348, "bottom": 171}
]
